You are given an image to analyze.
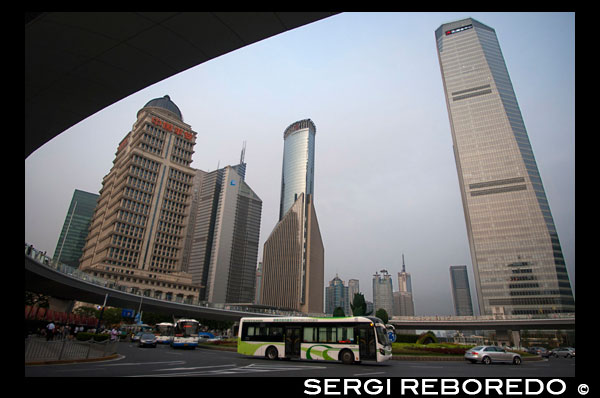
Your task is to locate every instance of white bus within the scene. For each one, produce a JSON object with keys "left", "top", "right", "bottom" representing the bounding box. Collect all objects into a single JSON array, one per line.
[
  {"left": 154, "top": 322, "right": 174, "bottom": 344},
  {"left": 171, "top": 319, "right": 200, "bottom": 348},
  {"left": 238, "top": 316, "right": 392, "bottom": 364}
]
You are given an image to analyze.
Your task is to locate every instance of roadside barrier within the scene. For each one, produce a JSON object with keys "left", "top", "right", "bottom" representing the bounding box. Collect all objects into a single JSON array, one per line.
[{"left": 25, "top": 336, "right": 118, "bottom": 363}]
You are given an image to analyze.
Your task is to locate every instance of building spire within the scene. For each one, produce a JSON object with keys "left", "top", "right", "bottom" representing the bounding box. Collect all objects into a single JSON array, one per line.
[
  {"left": 240, "top": 140, "right": 246, "bottom": 164},
  {"left": 402, "top": 253, "right": 406, "bottom": 273}
]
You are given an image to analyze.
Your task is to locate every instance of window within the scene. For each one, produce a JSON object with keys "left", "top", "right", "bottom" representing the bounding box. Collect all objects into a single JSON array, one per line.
[{"left": 303, "top": 326, "right": 355, "bottom": 344}]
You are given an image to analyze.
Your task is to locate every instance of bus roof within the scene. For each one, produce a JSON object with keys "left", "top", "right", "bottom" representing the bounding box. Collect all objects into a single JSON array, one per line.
[{"left": 239, "top": 316, "right": 384, "bottom": 325}]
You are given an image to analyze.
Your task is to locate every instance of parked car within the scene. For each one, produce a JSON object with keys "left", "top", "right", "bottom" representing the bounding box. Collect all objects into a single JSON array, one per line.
[
  {"left": 138, "top": 333, "right": 158, "bottom": 348},
  {"left": 551, "top": 347, "right": 575, "bottom": 358},
  {"left": 465, "top": 345, "right": 522, "bottom": 365}
]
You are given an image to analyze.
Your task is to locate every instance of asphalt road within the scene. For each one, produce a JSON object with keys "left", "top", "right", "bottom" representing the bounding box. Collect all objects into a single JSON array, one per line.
[{"left": 25, "top": 341, "right": 576, "bottom": 378}]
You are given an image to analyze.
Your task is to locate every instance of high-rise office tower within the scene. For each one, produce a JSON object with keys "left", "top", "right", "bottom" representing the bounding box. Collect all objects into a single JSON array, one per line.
[
  {"left": 449, "top": 265, "right": 474, "bottom": 316},
  {"left": 279, "top": 119, "right": 316, "bottom": 220},
  {"left": 397, "top": 254, "right": 412, "bottom": 293},
  {"left": 435, "top": 19, "right": 574, "bottom": 315},
  {"left": 261, "top": 119, "right": 324, "bottom": 313},
  {"left": 54, "top": 189, "right": 99, "bottom": 268},
  {"left": 325, "top": 274, "right": 350, "bottom": 315},
  {"left": 80, "top": 95, "right": 200, "bottom": 302},
  {"left": 184, "top": 160, "right": 262, "bottom": 304},
  {"left": 394, "top": 254, "right": 415, "bottom": 316},
  {"left": 372, "top": 269, "right": 394, "bottom": 317},
  {"left": 348, "top": 279, "right": 360, "bottom": 304}
]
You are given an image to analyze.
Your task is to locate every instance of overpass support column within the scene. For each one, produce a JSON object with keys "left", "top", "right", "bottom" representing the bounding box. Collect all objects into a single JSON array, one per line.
[{"left": 511, "top": 330, "right": 521, "bottom": 348}]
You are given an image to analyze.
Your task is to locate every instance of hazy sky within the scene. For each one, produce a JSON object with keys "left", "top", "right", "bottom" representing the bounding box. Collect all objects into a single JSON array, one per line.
[{"left": 25, "top": 12, "right": 575, "bottom": 315}]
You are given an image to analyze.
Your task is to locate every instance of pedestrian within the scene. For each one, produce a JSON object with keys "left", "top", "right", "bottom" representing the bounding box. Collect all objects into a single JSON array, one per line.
[
  {"left": 110, "top": 327, "right": 118, "bottom": 342},
  {"left": 46, "top": 321, "right": 55, "bottom": 341}
]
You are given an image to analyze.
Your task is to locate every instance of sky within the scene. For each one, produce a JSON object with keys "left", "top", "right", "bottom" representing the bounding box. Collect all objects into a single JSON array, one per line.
[{"left": 25, "top": 12, "right": 575, "bottom": 316}]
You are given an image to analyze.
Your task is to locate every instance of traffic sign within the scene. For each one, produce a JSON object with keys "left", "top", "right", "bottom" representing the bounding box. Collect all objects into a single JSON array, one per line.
[{"left": 388, "top": 331, "right": 396, "bottom": 343}]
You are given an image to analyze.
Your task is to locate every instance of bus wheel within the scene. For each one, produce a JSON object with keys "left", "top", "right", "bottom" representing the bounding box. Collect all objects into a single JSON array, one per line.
[
  {"left": 266, "top": 346, "right": 278, "bottom": 360},
  {"left": 340, "top": 349, "right": 354, "bottom": 365}
]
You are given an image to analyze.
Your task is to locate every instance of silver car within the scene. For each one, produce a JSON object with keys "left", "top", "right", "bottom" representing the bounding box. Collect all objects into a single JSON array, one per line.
[
  {"left": 138, "top": 333, "right": 158, "bottom": 348},
  {"left": 465, "top": 345, "right": 522, "bottom": 365},
  {"left": 551, "top": 347, "right": 575, "bottom": 358}
]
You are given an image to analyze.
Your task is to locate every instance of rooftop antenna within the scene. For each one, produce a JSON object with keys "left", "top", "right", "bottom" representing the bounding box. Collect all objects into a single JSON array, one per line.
[{"left": 402, "top": 254, "right": 406, "bottom": 273}]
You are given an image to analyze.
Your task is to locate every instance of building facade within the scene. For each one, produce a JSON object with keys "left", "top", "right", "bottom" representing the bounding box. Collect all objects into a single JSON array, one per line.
[
  {"left": 279, "top": 119, "right": 316, "bottom": 221},
  {"left": 79, "top": 95, "right": 200, "bottom": 303},
  {"left": 449, "top": 265, "right": 474, "bottom": 316},
  {"left": 261, "top": 119, "right": 324, "bottom": 314},
  {"left": 325, "top": 275, "right": 351, "bottom": 316},
  {"left": 394, "top": 254, "right": 415, "bottom": 316},
  {"left": 53, "top": 189, "right": 99, "bottom": 268},
  {"left": 372, "top": 269, "right": 394, "bottom": 317},
  {"left": 348, "top": 279, "right": 360, "bottom": 311},
  {"left": 185, "top": 162, "right": 262, "bottom": 304},
  {"left": 435, "top": 19, "right": 574, "bottom": 315}
]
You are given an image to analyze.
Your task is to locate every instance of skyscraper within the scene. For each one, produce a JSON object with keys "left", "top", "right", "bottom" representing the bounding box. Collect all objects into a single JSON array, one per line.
[
  {"left": 325, "top": 274, "right": 351, "bottom": 316},
  {"left": 394, "top": 255, "right": 415, "bottom": 316},
  {"left": 260, "top": 119, "right": 324, "bottom": 313},
  {"left": 279, "top": 119, "right": 316, "bottom": 221},
  {"left": 435, "top": 19, "right": 574, "bottom": 315},
  {"left": 184, "top": 161, "right": 262, "bottom": 304},
  {"left": 54, "top": 189, "right": 99, "bottom": 268},
  {"left": 80, "top": 95, "right": 200, "bottom": 302},
  {"left": 449, "top": 265, "right": 474, "bottom": 316},
  {"left": 372, "top": 269, "right": 394, "bottom": 317}
]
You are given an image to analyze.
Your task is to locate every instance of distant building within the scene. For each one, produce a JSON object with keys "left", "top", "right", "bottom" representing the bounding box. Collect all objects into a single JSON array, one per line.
[
  {"left": 53, "top": 189, "right": 99, "bottom": 268},
  {"left": 449, "top": 265, "right": 474, "bottom": 316},
  {"left": 372, "top": 269, "right": 394, "bottom": 317},
  {"left": 348, "top": 279, "right": 360, "bottom": 312},
  {"left": 394, "top": 254, "right": 415, "bottom": 316},
  {"left": 325, "top": 274, "right": 350, "bottom": 315}
]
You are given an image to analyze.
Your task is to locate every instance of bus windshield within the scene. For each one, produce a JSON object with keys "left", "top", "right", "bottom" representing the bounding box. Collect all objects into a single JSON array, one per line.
[
  {"left": 175, "top": 321, "right": 199, "bottom": 337},
  {"left": 375, "top": 325, "right": 390, "bottom": 346}
]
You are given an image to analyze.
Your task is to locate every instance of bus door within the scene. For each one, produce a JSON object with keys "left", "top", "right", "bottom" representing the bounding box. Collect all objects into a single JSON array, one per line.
[
  {"left": 356, "top": 326, "right": 376, "bottom": 361},
  {"left": 285, "top": 326, "right": 301, "bottom": 358}
]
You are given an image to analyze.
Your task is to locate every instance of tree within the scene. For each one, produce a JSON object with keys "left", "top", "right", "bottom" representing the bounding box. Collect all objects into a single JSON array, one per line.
[
  {"left": 375, "top": 308, "right": 389, "bottom": 324},
  {"left": 333, "top": 306, "right": 345, "bottom": 317},
  {"left": 350, "top": 293, "right": 372, "bottom": 316}
]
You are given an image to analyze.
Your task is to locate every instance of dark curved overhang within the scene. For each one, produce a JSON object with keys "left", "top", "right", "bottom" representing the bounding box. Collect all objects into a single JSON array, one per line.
[{"left": 25, "top": 12, "right": 338, "bottom": 158}]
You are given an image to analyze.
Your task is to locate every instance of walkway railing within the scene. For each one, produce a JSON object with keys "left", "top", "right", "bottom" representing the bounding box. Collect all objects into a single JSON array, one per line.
[
  {"left": 25, "top": 242, "right": 305, "bottom": 317},
  {"left": 24, "top": 337, "right": 118, "bottom": 363}
]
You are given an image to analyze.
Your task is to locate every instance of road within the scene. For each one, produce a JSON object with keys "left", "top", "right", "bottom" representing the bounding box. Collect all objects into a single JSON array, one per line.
[{"left": 25, "top": 342, "right": 575, "bottom": 378}]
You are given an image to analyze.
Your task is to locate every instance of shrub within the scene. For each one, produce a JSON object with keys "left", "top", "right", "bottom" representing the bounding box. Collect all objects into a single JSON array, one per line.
[{"left": 416, "top": 331, "right": 438, "bottom": 345}]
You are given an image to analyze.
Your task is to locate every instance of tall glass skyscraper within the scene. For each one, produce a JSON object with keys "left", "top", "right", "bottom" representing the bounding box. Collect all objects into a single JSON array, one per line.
[
  {"left": 261, "top": 119, "right": 324, "bottom": 313},
  {"left": 435, "top": 18, "right": 574, "bottom": 315},
  {"left": 53, "top": 189, "right": 99, "bottom": 268},
  {"left": 279, "top": 119, "right": 316, "bottom": 220}
]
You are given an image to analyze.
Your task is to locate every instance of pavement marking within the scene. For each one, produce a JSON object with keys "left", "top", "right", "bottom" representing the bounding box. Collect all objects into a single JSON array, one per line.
[
  {"left": 154, "top": 364, "right": 236, "bottom": 372},
  {"left": 129, "top": 362, "right": 327, "bottom": 377},
  {"left": 100, "top": 360, "right": 185, "bottom": 367},
  {"left": 353, "top": 371, "right": 385, "bottom": 376}
]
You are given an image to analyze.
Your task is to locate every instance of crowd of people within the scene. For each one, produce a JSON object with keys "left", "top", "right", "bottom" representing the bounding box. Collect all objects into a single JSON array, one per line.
[{"left": 36, "top": 321, "right": 90, "bottom": 341}]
